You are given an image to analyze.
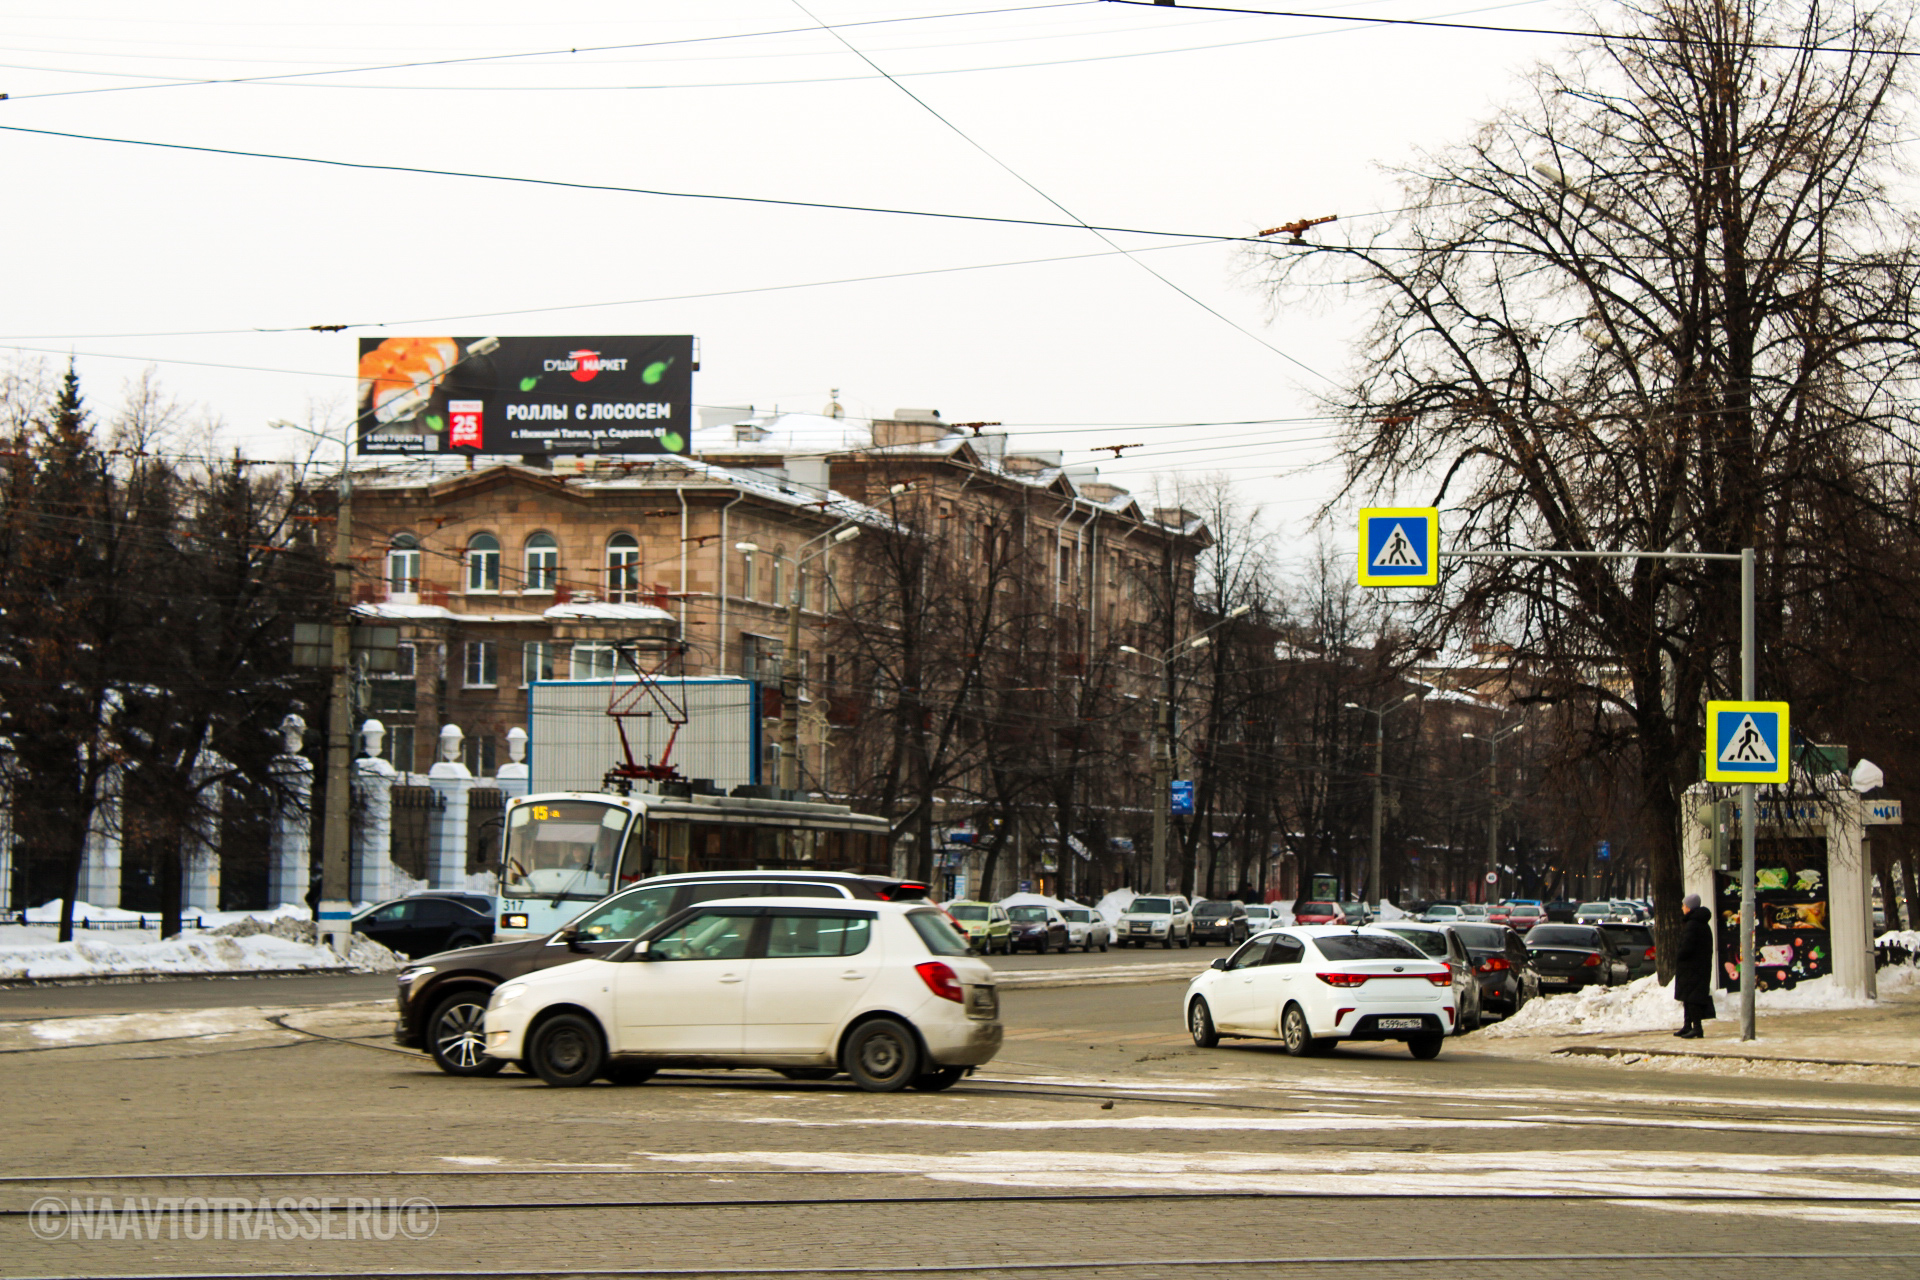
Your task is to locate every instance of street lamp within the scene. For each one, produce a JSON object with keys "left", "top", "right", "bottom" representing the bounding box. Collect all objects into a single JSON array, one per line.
[
  {"left": 1117, "top": 603, "right": 1251, "bottom": 894},
  {"left": 735, "top": 524, "right": 862, "bottom": 792},
  {"left": 1462, "top": 721, "right": 1527, "bottom": 902},
  {"left": 1343, "top": 690, "right": 1422, "bottom": 908}
]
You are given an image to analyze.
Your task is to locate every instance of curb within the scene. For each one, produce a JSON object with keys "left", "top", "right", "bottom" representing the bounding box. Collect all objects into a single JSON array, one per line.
[
  {"left": 0, "top": 967, "right": 390, "bottom": 990},
  {"left": 1556, "top": 1043, "right": 1920, "bottom": 1070}
]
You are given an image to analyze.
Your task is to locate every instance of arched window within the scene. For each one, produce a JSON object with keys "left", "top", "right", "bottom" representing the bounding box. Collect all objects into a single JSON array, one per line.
[
  {"left": 607, "top": 533, "right": 640, "bottom": 603},
  {"left": 466, "top": 532, "right": 500, "bottom": 593},
  {"left": 524, "top": 532, "right": 558, "bottom": 593},
  {"left": 386, "top": 533, "right": 421, "bottom": 595}
]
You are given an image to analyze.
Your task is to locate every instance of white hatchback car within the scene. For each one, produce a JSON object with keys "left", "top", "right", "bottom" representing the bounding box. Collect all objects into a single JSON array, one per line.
[
  {"left": 1183, "top": 926, "right": 1455, "bottom": 1059},
  {"left": 1056, "top": 907, "right": 1110, "bottom": 952},
  {"left": 484, "top": 898, "right": 1003, "bottom": 1092}
]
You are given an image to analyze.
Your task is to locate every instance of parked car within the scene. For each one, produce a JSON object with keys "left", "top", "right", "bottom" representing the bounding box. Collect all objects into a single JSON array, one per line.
[
  {"left": 1457, "top": 902, "right": 1491, "bottom": 920},
  {"left": 1485, "top": 903, "right": 1512, "bottom": 927},
  {"left": 1374, "top": 921, "right": 1484, "bottom": 1032},
  {"left": 1419, "top": 904, "right": 1463, "bottom": 924},
  {"left": 1116, "top": 895, "right": 1194, "bottom": 948},
  {"left": 1524, "top": 923, "right": 1630, "bottom": 991},
  {"left": 1185, "top": 926, "right": 1455, "bottom": 1059},
  {"left": 946, "top": 901, "right": 1012, "bottom": 954},
  {"left": 1193, "top": 900, "right": 1251, "bottom": 946},
  {"left": 1597, "top": 922, "right": 1658, "bottom": 981},
  {"left": 1450, "top": 922, "right": 1541, "bottom": 1017},
  {"left": 1339, "top": 901, "right": 1373, "bottom": 926},
  {"left": 394, "top": 869, "right": 929, "bottom": 1077},
  {"left": 352, "top": 893, "right": 495, "bottom": 960},
  {"left": 1610, "top": 899, "right": 1650, "bottom": 922},
  {"left": 485, "top": 897, "right": 1002, "bottom": 1091},
  {"left": 1574, "top": 901, "right": 1631, "bottom": 924},
  {"left": 1006, "top": 905, "right": 1071, "bottom": 953},
  {"left": 1503, "top": 900, "right": 1547, "bottom": 930},
  {"left": 1544, "top": 899, "right": 1579, "bottom": 923},
  {"left": 1293, "top": 900, "right": 1347, "bottom": 925},
  {"left": 1242, "top": 904, "right": 1290, "bottom": 932},
  {"left": 1057, "top": 907, "right": 1110, "bottom": 952}
]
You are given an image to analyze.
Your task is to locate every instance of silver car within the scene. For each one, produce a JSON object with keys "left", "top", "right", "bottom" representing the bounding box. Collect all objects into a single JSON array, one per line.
[{"left": 1057, "top": 907, "right": 1110, "bottom": 952}]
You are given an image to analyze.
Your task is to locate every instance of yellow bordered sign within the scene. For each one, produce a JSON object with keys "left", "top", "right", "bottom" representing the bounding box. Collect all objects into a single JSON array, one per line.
[
  {"left": 1357, "top": 507, "right": 1439, "bottom": 587},
  {"left": 1705, "top": 700, "right": 1790, "bottom": 784}
]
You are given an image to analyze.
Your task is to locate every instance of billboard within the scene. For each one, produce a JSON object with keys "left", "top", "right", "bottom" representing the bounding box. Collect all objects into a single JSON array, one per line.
[
  {"left": 356, "top": 335, "right": 694, "bottom": 456},
  {"left": 528, "top": 677, "right": 760, "bottom": 794}
]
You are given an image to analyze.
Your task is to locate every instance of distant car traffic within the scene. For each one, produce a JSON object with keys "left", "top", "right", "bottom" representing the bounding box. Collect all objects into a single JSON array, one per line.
[
  {"left": 1339, "top": 901, "right": 1373, "bottom": 926},
  {"left": 1449, "top": 922, "right": 1540, "bottom": 1017},
  {"left": 1192, "top": 900, "right": 1251, "bottom": 946},
  {"left": 1056, "top": 907, "right": 1110, "bottom": 952},
  {"left": 1243, "top": 904, "right": 1290, "bottom": 932},
  {"left": 1503, "top": 901, "right": 1546, "bottom": 930},
  {"left": 483, "top": 897, "right": 1002, "bottom": 1091},
  {"left": 1524, "top": 923, "right": 1630, "bottom": 991},
  {"left": 1117, "top": 896, "right": 1193, "bottom": 948},
  {"left": 1574, "top": 901, "right": 1633, "bottom": 924},
  {"left": 1419, "top": 904, "right": 1462, "bottom": 924},
  {"left": 1374, "top": 921, "right": 1484, "bottom": 1032},
  {"left": 352, "top": 893, "right": 494, "bottom": 960},
  {"left": 1293, "top": 901, "right": 1347, "bottom": 925},
  {"left": 1544, "top": 899, "right": 1578, "bottom": 923},
  {"left": 1006, "top": 905, "right": 1071, "bottom": 953},
  {"left": 1185, "top": 926, "right": 1455, "bottom": 1059},
  {"left": 946, "top": 901, "right": 1012, "bottom": 954}
]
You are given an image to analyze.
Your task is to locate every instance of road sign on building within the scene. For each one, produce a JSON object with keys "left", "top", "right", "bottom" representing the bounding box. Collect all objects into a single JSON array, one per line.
[
  {"left": 1706, "top": 700, "right": 1790, "bottom": 784},
  {"left": 1357, "top": 507, "right": 1439, "bottom": 586}
]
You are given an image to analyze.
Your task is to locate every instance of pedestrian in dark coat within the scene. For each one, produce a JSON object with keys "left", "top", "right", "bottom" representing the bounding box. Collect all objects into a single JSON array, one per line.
[{"left": 1673, "top": 894, "right": 1715, "bottom": 1038}]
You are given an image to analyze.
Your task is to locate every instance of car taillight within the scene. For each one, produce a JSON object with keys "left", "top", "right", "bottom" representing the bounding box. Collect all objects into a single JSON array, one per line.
[
  {"left": 1425, "top": 970, "right": 1452, "bottom": 986},
  {"left": 1317, "top": 972, "right": 1369, "bottom": 987},
  {"left": 1644, "top": 946, "right": 1656, "bottom": 960},
  {"left": 1476, "top": 956, "right": 1511, "bottom": 973},
  {"left": 1582, "top": 953, "right": 1603, "bottom": 967},
  {"left": 880, "top": 882, "right": 931, "bottom": 901},
  {"left": 915, "top": 961, "right": 965, "bottom": 1002}
]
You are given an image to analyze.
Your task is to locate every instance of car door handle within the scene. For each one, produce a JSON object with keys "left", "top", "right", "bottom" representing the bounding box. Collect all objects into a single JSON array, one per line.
[
  {"left": 717, "top": 974, "right": 744, "bottom": 984},
  {"left": 840, "top": 970, "right": 868, "bottom": 981}
]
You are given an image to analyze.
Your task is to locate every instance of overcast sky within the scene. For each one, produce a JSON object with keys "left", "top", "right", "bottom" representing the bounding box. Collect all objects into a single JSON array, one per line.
[{"left": 0, "top": 0, "right": 1576, "bottom": 546}]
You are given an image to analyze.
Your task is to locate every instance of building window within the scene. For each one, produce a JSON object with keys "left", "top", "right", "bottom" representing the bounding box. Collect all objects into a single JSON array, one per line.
[
  {"left": 523, "top": 641, "right": 555, "bottom": 685},
  {"left": 382, "top": 726, "right": 416, "bottom": 773},
  {"left": 741, "top": 634, "right": 783, "bottom": 684},
  {"left": 607, "top": 533, "right": 640, "bottom": 603},
  {"left": 524, "top": 533, "right": 558, "bottom": 593},
  {"left": 466, "top": 533, "right": 500, "bottom": 593},
  {"left": 770, "top": 558, "right": 784, "bottom": 604},
  {"left": 464, "top": 641, "right": 498, "bottom": 688},
  {"left": 386, "top": 534, "right": 421, "bottom": 595},
  {"left": 741, "top": 550, "right": 758, "bottom": 602},
  {"left": 463, "top": 734, "right": 497, "bottom": 776},
  {"left": 570, "top": 642, "right": 617, "bottom": 680},
  {"left": 368, "top": 641, "right": 416, "bottom": 714}
]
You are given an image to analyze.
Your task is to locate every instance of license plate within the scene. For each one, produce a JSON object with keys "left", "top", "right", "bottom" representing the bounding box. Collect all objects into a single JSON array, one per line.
[
  {"left": 967, "top": 987, "right": 999, "bottom": 1018},
  {"left": 1541, "top": 975, "right": 1572, "bottom": 984},
  {"left": 1376, "top": 1017, "right": 1422, "bottom": 1030}
]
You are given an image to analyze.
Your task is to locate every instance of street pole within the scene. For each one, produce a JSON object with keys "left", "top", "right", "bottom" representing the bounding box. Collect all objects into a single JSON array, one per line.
[
  {"left": 779, "top": 573, "right": 802, "bottom": 793},
  {"left": 1150, "top": 696, "right": 1170, "bottom": 894},
  {"left": 1370, "top": 724, "right": 1383, "bottom": 907},
  {"left": 1487, "top": 730, "right": 1499, "bottom": 902},
  {"left": 318, "top": 453, "right": 354, "bottom": 953},
  {"left": 1740, "top": 546, "right": 1757, "bottom": 1042}
]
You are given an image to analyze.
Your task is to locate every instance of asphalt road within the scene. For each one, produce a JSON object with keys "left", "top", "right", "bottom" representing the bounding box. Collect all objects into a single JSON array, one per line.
[{"left": 3, "top": 962, "right": 1918, "bottom": 1278}]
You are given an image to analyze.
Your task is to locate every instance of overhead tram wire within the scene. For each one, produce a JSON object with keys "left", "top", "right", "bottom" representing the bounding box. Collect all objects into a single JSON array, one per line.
[
  {"left": 789, "top": 0, "right": 1334, "bottom": 386},
  {"left": 1104, "top": 0, "right": 1920, "bottom": 56}
]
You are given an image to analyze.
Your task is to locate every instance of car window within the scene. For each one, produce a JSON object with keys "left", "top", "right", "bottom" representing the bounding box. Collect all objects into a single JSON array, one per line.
[
  {"left": 774, "top": 882, "right": 846, "bottom": 898},
  {"left": 572, "top": 885, "right": 679, "bottom": 941},
  {"left": 369, "top": 901, "right": 413, "bottom": 923},
  {"left": 1313, "top": 934, "right": 1427, "bottom": 962},
  {"left": 1528, "top": 926, "right": 1602, "bottom": 947},
  {"left": 765, "top": 912, "right": 873, "bottom": 958},
  {"left": 1129, "top": 898, "right": 1172, "bottom": 914},
  {"left": 950, "top": 905, "right": 989, "bottom": 921},
  {"left": 1226, "top": 938, "right": 1271, "bottom": 970},
  {"left": 1007, "top": 906, "right": 1050, "bottom": 922},
  {"left": 650, "top": 912, "right": 754, "bottom": 961},
  {"left": 1059, "top": 910, "right": 1090, "bottom": 923},
  {"left": 1267, "top": 935, "right": 1307, "bottom": 965},
  {"left": 1194, "top": 903, "right": 1231, "bottom": 917},
  {"left": 1451, "top": 924, "right": 1507, "bottom": 949},
  {"left": 907, "top": 910, "right": 972, "bottom": 956},
  {"left": 1380, "top": 928, "right": 1449, "bottom": 958},
  {"left": 412, "top": 900, "right": 453, "bottom": 924}
]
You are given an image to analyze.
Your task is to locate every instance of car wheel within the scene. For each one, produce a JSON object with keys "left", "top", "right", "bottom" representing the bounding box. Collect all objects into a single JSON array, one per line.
[
  {"left": 1099, "top": 940, "right": 1108, "bottom": 953},
  {"left": 427, "top": 991, "right": 507, "bottom": 1077},
  {"left": 601, "top": 1062, "right": 656, "bottom": 1086},
  {"left": 843, "top": 1018, "right": 921, "bottom": 1092},
  {"left": 527, "top": 1012, "right": 605, "bottom": 1088},
  {"left": 1161, "top": 934, "right": 1173, "bottom": 949},
  {"left": 1178, "top": 933, "right": 1191, "bottom": 949},
  {"left": 1281, "top": 1004, "right": 1318, "bottom": 1057},
  {"left": 1188, "top": 998, "right": 1220, "bottom": 1048},
  {"left": 444, "top": 933, "right": 485, "bottom": 952},
  {"left": 1408, "top": 1035, "right": 1444, "bottom": 1060},
  {"left": 777, "top": 1068, "right": 838, "bottom": 1082},
  {"left": 910, "top": 1066, "right": 966, "bottom": 1092}
]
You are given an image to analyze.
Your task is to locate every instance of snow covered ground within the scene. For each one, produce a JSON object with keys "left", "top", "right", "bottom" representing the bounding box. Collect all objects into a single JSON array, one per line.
[
  {"left": 0, "top": 902, "right": 402, "bottom": 981},
  {"left": 1483, "top": 964, "right": 1920, "bottom": 1038}
]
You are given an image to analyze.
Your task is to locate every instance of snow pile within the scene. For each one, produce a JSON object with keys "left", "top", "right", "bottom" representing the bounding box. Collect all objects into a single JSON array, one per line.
[
  {"left": 0, "top": 913, "right": 403, "bottom": 981},
  {"left": 1485, "top": 966, "right": 1918, "bottom": 1038},
  {"left": 1093, "top": 888, "right": 1136, "bottom": 928}
]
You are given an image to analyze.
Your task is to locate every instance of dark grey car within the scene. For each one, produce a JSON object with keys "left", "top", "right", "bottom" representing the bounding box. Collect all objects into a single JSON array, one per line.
[
  {"left": 1524, "top": 924, "right": 1629, "bottom": 992},
  {"left": 1192, "top": 900, "right": 1250, "bottom": 946},
  {"left": 1597, "top": 922, "right": 1658, "bottom": 982},
  {"left": 1450, "top": 922, "right": 1541, "bottom": 1016}
]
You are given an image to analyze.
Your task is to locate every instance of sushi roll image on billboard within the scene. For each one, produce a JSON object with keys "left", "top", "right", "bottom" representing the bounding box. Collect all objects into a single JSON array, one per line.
[{"left": 355, "top": 335, "right": 695, "bottom": 456}]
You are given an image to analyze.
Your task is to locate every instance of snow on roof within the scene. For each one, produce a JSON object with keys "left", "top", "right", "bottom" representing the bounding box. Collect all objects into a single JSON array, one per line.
[{"left": 542, "top": 600, "right": 676, "bottom": 624}]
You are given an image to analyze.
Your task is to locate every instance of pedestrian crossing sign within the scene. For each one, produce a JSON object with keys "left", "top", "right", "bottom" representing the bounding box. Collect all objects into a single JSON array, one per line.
[
  {"left": 1357, "top": 507, "right": 1439, "bottom": 586},
  {"left": 1705, "top": 700, "right": 1790, "bottom": 784}
]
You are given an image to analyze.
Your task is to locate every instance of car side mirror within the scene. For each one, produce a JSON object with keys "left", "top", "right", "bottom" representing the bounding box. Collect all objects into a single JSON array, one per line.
[
  {"left": 1210, "top": 957, "right": 1229, "bottom": 971},
  {"left": 556, "top": 923, "right": 589, "bottom": 952},
  {"left": 628, "top": 939, "right": 654, "bottom": 960}
]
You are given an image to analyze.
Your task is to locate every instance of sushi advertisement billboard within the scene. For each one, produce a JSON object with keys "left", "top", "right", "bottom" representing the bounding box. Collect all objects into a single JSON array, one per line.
[{"left": 355, "top": 335, "right": 694, "bottom": 456}]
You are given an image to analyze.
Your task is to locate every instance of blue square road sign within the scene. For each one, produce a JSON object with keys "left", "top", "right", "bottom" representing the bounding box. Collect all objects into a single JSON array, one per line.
[{"left": 1358, "top": 507, "right": 1439, "bottom": 586}]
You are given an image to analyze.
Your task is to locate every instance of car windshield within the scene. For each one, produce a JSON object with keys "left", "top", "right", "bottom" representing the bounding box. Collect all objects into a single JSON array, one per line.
[
  {"left": 1529, "top": 926, "right": 1602, "bottom": 947},
  {"left": 1059, "top": 910, "right": 1091, "bottom": 923},
  {"left": 1128, "top": 898, "right": 1172, "bottom": 914},
  {"left": 948, "top": 904, "right": 989, "bottom": 921},
  {"left": 1426, "top": 906, "right": 1460, "bottom": 917},
  {"left": 908, "top": 910, "right": 972, "bottom": 956},
  {"left": 1244, "top": 906, "right": 1271, "bottom": 919},
  {"left": 1380, "top": 928, "right": 1449, "bottom": 958},
  {"left": 1452, "top": 925, "right": 1509, "bottom": 949},
  {"left": 1314, "top": 934, "right": 1427, "bottom": 962},
  {"left": 1300, "top": 902, "right": 1337, "bottom": 914},
  {"left": 1576, "top": 902, "right": 1611, "bottom": 913},
  {"left": 1007, "top": 906, "right": 1051, "bottom": 922},
  {"left": 1194, "top": 903, "right": 1232, "bottom": 917},
  {"left": 502, "top": 800, "right": 629, "bottom": 900},
  {"left": 1599, "top": 924, "right": 1653, "bottom": 949}
]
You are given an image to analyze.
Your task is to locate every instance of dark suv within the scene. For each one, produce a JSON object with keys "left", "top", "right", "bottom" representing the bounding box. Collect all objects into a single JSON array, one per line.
[
  {"left": 397, "top": 870, "right": 928, "bottom": 1075},
  {"left": 1192, "top": 900, "right": 1249, "bottom": 946},
  {"left": 352, "top": 893, "right": 494, "bottom": 959}
]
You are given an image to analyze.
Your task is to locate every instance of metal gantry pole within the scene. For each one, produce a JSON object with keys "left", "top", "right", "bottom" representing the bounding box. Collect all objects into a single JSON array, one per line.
[
  {"left": 318, "top": 454, "right": 354, "bottom": 953},
  {"left": 1369, "top": 720, "right": 1384, "bottom": 908},
  {"left": 1150, "top": 697, "right": 1170, "bottom": 894},
  {"left": 1740, "top": 547, "right": 1758, "bottom": 1041}
]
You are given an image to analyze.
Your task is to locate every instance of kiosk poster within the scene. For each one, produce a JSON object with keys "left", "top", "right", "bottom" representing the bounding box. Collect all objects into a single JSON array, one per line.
[
  {"left": 356, "top": 336, "right": 694, "bottom": 456},
  {"left": 1714, "top": 838, "right": 1830, "bottom": 991}
]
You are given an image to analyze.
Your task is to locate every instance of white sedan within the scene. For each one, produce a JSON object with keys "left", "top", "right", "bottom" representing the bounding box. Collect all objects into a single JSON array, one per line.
[
  {"left": 1057, "top": 907, "right": 1110, "bottom": 952},
  {"left": 1183, "top": 926, "right": 1456, "bottom": 1059},
  {"left": 484, "top": 898, "right": 1003, "bottom": 1091}
]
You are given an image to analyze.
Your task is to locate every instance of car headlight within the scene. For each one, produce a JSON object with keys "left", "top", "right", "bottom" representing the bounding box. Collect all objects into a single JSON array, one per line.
[
  {"left": 1151, "top": 922, "right": 1167, "bottom": 931},
  {"left": 501, "top": 913, "right": 530, "bottom": 930},
  {"left": 493, "top": 983, "right": 529, "bottom": 1006},
  {"left": 398, "top": 965, "right": 435, "bottom": 986}
]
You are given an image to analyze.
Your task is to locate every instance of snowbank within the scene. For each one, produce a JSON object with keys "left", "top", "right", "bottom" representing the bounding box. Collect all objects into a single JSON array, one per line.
[
  {"left": 0, "top": 905, "right": 403, "bottom": 980},
  {"left": 1093, "top": 888, "right": 1137, "bottom": 927},
  {"left": 1484, "top": 965, "right": 1920, "bottom": 1038}
]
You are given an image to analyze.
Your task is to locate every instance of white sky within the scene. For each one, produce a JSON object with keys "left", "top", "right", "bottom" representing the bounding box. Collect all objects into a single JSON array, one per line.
[{"left": 0, "top": 0, "right": 1577, "bottom": 545}]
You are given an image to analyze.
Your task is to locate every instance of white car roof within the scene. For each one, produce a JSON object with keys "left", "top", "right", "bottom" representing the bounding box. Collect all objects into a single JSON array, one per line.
[
  {"left": 1376, "top": 919, "right": 1449, "bottom": 933},
  {"left": 680, "top": 895, "right": 924, "bottom": 914}
]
